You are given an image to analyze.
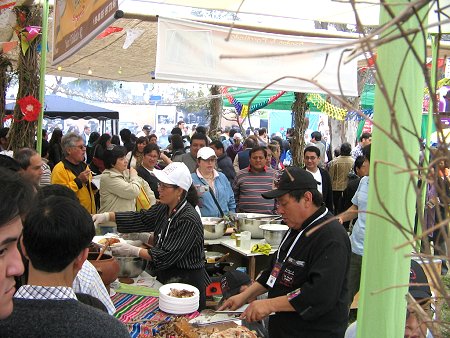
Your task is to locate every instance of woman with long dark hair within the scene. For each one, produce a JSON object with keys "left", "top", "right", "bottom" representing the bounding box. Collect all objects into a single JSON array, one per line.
[
  {"left": 170, "top": 134, "right": 185, "bottom": 162},
  {"left": 48, "top": 128, "right": 63, "bottom": 169},
  {"left": 86, "top": 132, "right": 100, "bottom": 164},
  {"left": 126, "top": 136, "right": 148, "bottom": 169},
  {"left": 90, "top": 133, "right": 111, "bottom": 174}
]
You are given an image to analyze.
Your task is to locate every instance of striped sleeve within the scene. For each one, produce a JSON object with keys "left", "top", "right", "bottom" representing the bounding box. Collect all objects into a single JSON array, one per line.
[{"left": 115, "top": 203, "right": 165, "bottom": 233}]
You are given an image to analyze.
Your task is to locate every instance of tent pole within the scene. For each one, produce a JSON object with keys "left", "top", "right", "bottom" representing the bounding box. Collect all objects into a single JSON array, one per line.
[
  {"left": 356, "top": 1, "right": 426, "bottom": 337},
  {"left": 36, "top": 0, "right": 50, "bottom": 153}
]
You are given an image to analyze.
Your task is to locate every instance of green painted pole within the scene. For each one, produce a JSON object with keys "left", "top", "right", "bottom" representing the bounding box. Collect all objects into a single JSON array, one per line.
[
  {"left": 419, "top": 34, "right": 439, "bottom": 253},
  {"left": 36, "top": 0, "right": 50, "bottom": 153},
  {"left": 357, "top": 2, "right": 427, "bottom": 338}
]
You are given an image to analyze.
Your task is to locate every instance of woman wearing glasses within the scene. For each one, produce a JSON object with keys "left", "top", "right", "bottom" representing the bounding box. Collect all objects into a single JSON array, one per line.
[
  {"left": 97, "top": 146, "right": 155, "bottom": 234},
  {"left": 92, "top": 162, "right": 208, "bottom": 309},
  {"left": 192, "top": 147, "right": 235, "bottom": 217}
]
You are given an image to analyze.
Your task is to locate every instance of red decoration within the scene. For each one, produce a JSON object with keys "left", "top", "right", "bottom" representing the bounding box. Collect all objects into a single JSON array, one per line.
[
  {"left": 426, "top": 58, "right": 445, "bottom": 69},
  {"left": 367, "top": 54, "right": 377, "bottom": 67},
  {"left": 17, "top": 95, "right": 41, "bottom": 122},
  {"left": 96, "top": 26, "right": 123, "bottom": 39}
]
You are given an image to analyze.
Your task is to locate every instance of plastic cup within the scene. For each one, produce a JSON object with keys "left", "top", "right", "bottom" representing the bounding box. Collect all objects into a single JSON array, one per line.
[
  {"left": 240, "top": 231, "right": 251, "bottom": 250},
  {"left": 235, "top": 234, "right": 241, "bottom": 247}
]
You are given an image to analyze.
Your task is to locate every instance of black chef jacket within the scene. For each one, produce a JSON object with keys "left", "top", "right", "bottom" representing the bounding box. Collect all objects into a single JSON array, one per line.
[{"left": 256, "top": 206, "right": 351, "bottom": 337}]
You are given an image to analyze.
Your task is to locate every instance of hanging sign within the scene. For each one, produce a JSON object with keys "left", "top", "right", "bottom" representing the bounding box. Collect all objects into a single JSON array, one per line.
[
  {"left": 52, "top": 0, "right": 118, "bottom": 64},
  {"left": 156, "top": 17, "right": 358, "bottom": 96}
]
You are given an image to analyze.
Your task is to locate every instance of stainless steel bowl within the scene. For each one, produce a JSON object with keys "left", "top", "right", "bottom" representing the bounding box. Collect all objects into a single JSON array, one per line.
[
  {"left": 202, "top": 217, "right": 226, "bottom": 240},
  {"left": 259, "top": 224, "right": 289, "bottom": 247},
  {"left": 236, "top": 213, "right": 282, "bottom": 239},
  {"left": 116, "top": 256, "right": 147, "bottom": 278}
]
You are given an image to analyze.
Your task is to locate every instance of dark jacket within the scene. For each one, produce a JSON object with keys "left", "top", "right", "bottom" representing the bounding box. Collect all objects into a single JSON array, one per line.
[
  {"left": 217, "top": 153, "right": 235, "bottom": 184},
  {"left": 237, "top": 149, "right": 251, "bottom": 170},
  {"left": 136, "top": 166, "right": 160, "bottom": 199},
  {"left": 319, "top": 167, "right": 334, "bottom": 213},
  {"left": 257, "top": 206, "right": 350, "bottom": 337}
]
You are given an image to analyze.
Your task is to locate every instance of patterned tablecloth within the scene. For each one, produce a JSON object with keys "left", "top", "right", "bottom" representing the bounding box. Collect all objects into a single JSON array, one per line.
[{"left": 112, "top": 293, "right": 199, "bottom": 337}]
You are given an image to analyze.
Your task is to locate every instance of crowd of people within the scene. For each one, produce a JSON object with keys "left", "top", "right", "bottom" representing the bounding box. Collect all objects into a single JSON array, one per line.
[{"left": 0, "top": 122, "right": 442, "bottom": 337}]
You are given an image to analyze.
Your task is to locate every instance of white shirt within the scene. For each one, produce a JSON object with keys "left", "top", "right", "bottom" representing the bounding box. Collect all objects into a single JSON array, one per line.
[
  {"left": 72, "top": 260, "right": 116, "bottom": 315},
  {"left": 307, "top": 168, "right": 323, "bottom": 194}
]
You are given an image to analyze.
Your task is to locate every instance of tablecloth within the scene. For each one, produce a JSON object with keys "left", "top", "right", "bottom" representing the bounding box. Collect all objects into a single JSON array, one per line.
[{"left": 112, "top": 293, "right": 198, "bottom": 337}]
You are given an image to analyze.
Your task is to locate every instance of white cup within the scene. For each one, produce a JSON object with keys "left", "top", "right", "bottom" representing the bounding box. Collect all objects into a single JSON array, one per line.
[{"left": 240, "top": 231, "right": 252, "bottom": 250}]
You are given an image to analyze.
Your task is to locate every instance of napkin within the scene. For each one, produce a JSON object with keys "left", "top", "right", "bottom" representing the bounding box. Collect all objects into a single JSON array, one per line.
[{"left": 251, "top": 243, "right": 272, "bottom": 255}]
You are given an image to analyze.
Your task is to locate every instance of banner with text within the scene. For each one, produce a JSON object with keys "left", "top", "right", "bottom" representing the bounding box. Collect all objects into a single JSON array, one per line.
[
  {"left": 52, "top": 0, "right": 118, "bottom": 64},
  {"left": 156, "top": 17, "right": 357, "bottom": 96}
]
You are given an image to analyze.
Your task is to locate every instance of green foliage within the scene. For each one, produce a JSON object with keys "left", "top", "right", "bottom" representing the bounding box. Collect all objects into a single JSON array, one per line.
[{"left": 175, "top": 87, "right": 209, "bottom": 114}]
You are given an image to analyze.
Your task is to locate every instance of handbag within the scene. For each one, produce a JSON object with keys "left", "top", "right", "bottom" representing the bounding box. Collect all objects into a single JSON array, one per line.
[{"left": 136, "top": 185, "right": 151, "bottom": 211}]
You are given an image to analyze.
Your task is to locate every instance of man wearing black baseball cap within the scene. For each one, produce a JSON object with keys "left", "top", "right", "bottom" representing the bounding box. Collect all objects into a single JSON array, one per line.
[{"left": 220, "top": 167, "right": 351, "bottom": 337}]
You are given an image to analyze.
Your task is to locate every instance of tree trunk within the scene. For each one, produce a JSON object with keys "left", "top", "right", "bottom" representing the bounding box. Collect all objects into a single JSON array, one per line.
[
  {"left": 208, "top": 85, "right": 222, "bottom": 140},
  {"left": 8, "top": 6, "right": 41, "bottom": 152},
  {"left": 291, "top": 92, "right": 309, "bottom": 167},
  {"left": 0, "top": 55, "right": 12, "bottom": 128}
]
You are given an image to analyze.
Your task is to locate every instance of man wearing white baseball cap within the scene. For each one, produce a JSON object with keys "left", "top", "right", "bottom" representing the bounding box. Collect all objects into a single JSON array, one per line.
[{"left": 92, "top": 162, "right": 209, "bottom": 309}]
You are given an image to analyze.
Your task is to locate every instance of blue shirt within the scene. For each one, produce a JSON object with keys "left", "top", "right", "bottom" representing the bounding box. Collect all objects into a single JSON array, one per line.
[
  {"left": 192, "top": 170, "right": 236, "bottom": 217},
  {"left": 349, "top": 175, "right": 369, "bottom": 256}
]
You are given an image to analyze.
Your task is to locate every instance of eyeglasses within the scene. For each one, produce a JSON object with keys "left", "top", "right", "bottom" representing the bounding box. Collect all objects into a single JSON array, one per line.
[
  {"left": 201, "top": 158, "right": 216, "bottom": 163},
  {"left": 157, "top": 182, "right": 178, "bottom": 189},
  {"left": 72, "top": 145, "right": 86, "bottom": 150},
  {"left": 304, "top": 156, "right": 317, "bottom": 161}
]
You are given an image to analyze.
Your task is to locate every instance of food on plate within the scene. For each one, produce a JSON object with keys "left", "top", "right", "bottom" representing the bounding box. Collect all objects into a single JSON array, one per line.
[
  {"left": 168, "top": 288, "right": 195, "bottom": 298},
  {"left": 98, "top": 237, "right": 120, "bottom": 246},
  {"left": 209, "top": 327, "right": 258, "bottom": 338}
]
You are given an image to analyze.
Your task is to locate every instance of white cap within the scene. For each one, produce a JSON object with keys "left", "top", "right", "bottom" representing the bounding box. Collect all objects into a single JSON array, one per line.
[
  {"left": 197, "top": 147, "right": 217, "bottom": 160},
  {"left": 233, "top": 133, "right": 243, "bottom": 140},
  {"left": 152, "top": 162, "right": 192, "bottom": 192}
]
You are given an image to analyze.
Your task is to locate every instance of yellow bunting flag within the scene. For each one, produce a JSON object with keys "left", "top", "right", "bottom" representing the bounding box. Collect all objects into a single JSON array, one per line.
[{"left": 240, "top": 104, "right": 249, "bottom": 119}]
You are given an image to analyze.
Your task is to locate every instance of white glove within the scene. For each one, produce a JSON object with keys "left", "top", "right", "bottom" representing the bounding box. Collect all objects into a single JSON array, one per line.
[
  {"left": 92, "top": 212, "right": 110, "bottom": 226},
  {"left": 111, "top": 242, "right": 141, "bottom": 257},
  {"left": 121, "top": 232, "right": 151, "bottom": 244}
]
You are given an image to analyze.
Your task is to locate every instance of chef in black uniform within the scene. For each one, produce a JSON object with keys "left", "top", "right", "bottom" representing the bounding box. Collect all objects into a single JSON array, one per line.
[{"left": 220, "top": 167, "right": 351, "bottom": 337}]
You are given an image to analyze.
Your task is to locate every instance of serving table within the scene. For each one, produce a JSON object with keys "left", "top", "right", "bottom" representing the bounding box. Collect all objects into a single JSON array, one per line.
[
  {"left": 111, "top": 273, "right": 199, "bottom": 337},
  {"left": 205, "top": 237, "right": 277, "bottom": 280}
]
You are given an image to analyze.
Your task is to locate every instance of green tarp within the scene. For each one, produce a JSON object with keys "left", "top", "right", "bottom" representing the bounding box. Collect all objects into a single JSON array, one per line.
[{"left": 222, "top": 86, "right": 375, "bottom": 112}]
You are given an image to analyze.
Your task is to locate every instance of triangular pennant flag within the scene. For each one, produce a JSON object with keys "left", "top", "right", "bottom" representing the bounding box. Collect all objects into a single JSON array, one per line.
[
  {"left": 123, "top": 28, "right": 144, "bottom": 49},
  {"left": 20, "top": 34, "right": 29, "bottom": 55},
  {"left": 97, "top": 26, "right": 123, "bottom": 39},
  {"left": 25, "top": 25, "right": 41, "bottom": 42}
]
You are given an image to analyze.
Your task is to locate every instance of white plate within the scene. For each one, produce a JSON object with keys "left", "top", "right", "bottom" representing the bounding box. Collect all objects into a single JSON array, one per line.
[
  {"left": 92, "top": 235, "right": 123, "bottom": 247},
  {"left": 159, "top": 283, "right": 200, "bottom": 299}
]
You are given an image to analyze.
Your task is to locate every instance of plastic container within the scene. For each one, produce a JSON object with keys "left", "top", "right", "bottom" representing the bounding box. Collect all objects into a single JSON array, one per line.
[{"left": 240, "top": 231, "right": 252, "bottom": 250}]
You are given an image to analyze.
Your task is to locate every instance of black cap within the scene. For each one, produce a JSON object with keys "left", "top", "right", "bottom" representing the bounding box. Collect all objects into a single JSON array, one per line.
[
  {"left": 409, "top": 260, "right": 431, "bottom": 299},
  {"left": 262, "top": 167, "right": 318, "bottom": 199},
  {"left": 143, "top": 125, "right": 151, "bottom": 130},
  {"left": 220, "top": 270, "right": 251, "bottom": 299}
]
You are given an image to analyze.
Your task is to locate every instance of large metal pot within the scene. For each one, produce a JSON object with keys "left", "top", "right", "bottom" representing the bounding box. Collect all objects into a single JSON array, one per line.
[
  {"left": 236, "top": 213, "right": 282, "bottom": 239},
  {"left": 202, "top": 217, "right": 226, "bottom": 240},
  {"left": 116, "top": 256, "right": 147, "bottom": 278},
  {"left": 259, "top": 224, "right": 289, "bottom": 247}
]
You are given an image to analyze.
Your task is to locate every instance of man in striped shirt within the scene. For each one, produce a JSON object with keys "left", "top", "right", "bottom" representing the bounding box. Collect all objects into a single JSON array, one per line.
[{"left": 233, "top": 146, "right": 276, "bottom": 214}]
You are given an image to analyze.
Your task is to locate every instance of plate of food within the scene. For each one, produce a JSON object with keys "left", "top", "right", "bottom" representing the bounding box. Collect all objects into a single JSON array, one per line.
[{"left": 92, "top": 235, "right": 123, "bottom": 248}]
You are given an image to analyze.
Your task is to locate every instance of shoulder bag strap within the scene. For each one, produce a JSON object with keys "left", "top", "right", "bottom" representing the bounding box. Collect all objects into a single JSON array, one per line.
[
  {"left": 128, "top": 152, "right": 133, "bottom": 169},
  {"left": 208, "top": 185, "right": 225, "bottom": 217},
  {"left": 197, "top": 174, "right": 225, "bottom": 217}
]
